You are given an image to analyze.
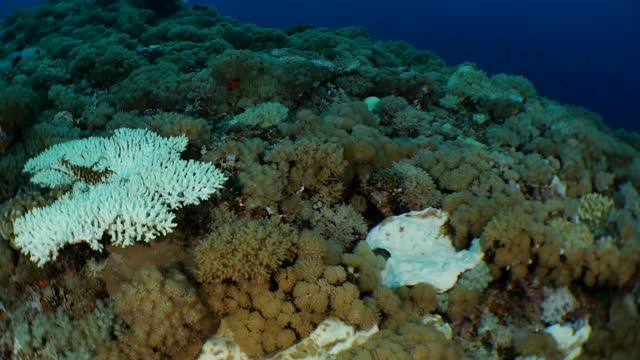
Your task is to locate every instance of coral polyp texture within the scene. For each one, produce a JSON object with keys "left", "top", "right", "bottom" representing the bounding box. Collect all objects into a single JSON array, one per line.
[
  {"left": 0, "top": 0, "right": 639, "bottom": 359},
  {"left": 13, "top": 128, "right": 227, "bottom": 266}
]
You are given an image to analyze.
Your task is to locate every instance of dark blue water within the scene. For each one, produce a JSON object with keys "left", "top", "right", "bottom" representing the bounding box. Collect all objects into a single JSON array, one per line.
[{"left": 2, "top": 0, "right": 638, "bottom": 132}]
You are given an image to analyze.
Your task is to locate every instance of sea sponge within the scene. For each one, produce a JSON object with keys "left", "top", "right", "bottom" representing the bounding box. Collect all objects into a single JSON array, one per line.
[
  {"left": 105, "top": 266, "right": 213, "bottom": 360},
  {"left": 194, "top": 219, "right": 297, "bottom": 283}
]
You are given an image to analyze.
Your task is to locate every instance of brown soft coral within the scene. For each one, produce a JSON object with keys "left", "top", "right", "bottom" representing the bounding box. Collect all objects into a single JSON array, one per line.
[
  {"left": 194, "top": 219, "right": 297, "bottom": 283},
  {"left": 144, "top": 111, "right": 211, "bottom": 148},
  {"left": 103, "top": 266, "right": 213, "bottom": 360},
  {"left": 199, "top": 231, "right": 382, "bottom": 357},
  {"left": 583, "top": 295, "right": 640, "bottom": 359},
  {"left": 265, "top": 138, "right": 349, "bottom": 204},
  {"left": 311, "top": 204, "right": 368, "bottom": 250},
  {"left": 336, "top": 321, "right": 463, "bottom": 360},
  {"left": 418, "top": 139, "right": 499, "bottom": 194},
  {"left": 341, "top": 240, "right": 386, "bottom": 292},
  {"left": 368, "top": 160, "right": 443, "bottom": 213},
  {"left": 481, "top": 201, "right": 548, "bottom": 280},
  {"left": 443, "top": 189, "right": 525, "bottom": 249}
]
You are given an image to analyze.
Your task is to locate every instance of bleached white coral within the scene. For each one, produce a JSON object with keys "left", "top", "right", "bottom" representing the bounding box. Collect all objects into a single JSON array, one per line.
[
  {"left": 365, "top": 207, "right": 484, "bottom": 292},
  {"left": 13, "top": 128, "right": 227, "bottom": 266},
  {"left": 541, "top": 287, "right": 577, "bottom": 324}
]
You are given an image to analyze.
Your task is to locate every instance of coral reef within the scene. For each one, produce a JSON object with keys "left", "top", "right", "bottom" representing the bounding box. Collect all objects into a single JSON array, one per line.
[{"left": 0, "top": 0, "right": 638, "bottom": 358}]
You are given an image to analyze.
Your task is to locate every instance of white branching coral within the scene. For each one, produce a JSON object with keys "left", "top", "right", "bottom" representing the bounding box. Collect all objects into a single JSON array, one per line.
[{"left": 13, "top": 128, "right": 227, "bottom": 266}]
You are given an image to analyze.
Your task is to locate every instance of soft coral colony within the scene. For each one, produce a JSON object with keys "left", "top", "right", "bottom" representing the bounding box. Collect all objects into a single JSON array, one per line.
[{"left": 0, "top": 0, "right": 639, "bottom": 359}]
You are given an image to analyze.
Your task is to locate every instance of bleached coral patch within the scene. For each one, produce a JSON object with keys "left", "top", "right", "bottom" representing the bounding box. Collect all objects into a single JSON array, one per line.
[
  {"left": 13, "top": 128, "right": 227, "bottom": 266},
  {"left": 365, "top": 208, "right": 484, "bottom": 292}
]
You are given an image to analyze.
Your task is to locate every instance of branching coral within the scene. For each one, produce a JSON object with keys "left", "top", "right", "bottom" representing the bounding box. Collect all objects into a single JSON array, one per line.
[{"left": 13, "top": 128, "right": 227, "bottom": 266}]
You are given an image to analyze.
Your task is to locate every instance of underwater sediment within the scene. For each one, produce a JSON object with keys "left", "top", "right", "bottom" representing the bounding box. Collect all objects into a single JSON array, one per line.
[{"left": 0, "top": 0, "right": 639, "bottom": 359}]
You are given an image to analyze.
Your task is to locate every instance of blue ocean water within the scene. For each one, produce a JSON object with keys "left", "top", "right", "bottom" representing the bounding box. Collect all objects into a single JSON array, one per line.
[{"left": 2, "top": 0, "right": 638, "bottom": 131}]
